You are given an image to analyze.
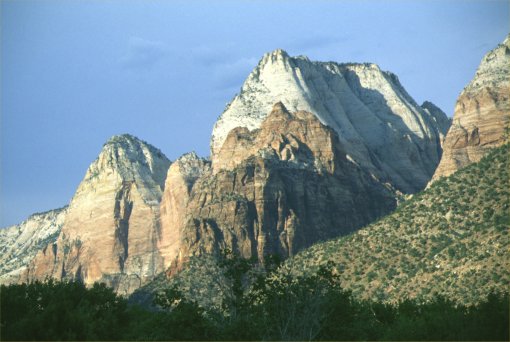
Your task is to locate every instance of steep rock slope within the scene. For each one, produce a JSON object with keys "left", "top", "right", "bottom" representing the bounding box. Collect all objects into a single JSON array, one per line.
[
  {"left": 158, "top": 152, "right": 211, "bottom": 270},
  {"left": 211, "top": 50, "right": 450, "bottom": 193},
  {"left": 0, "top": 207, "right": 67, "bottom": 284},
  {"left": 431, "top": 35, "right": 510, "bottom": 181},
  {"left": 160, "top": 103, "right": 396, "bottom": 268},
  {"left": 285, "top": 144, "right": 509, "bottom": 305},
  {"left": 25, "top": 135, "right": 171, "bottom": 295}
]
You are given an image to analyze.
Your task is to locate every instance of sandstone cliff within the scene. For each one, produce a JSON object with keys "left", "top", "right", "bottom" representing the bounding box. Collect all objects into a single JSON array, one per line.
[
  {"left": 1, "top": 48, "right": 458, "bottom": 295},
  {"left": 211, "top": 50, "right": 450, "bottom": 193},
  {"left": 158, "top": 152, "right": 211, "bottom": 270},
  {"left": 431, "top": 35, "right": 510, "bottom": 181},
  {"left": 160, "top": 103, "right": 396, "bottom": 267},
  {"left": 0, "top": 207, "right": 67, "bottom": 284},
  {"left": 25, "top": 135, "right": 171, "bottom": 295}
]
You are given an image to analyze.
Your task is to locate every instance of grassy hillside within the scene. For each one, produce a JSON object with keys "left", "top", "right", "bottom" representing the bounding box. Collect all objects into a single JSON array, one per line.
[{"left": 283, "top": 144, "right": 509, "bottom": 304}]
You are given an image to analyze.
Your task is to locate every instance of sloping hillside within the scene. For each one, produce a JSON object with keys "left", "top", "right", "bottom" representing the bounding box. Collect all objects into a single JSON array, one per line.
[{"left": 283, "top": 144, "right": 509, "bottom": 304}]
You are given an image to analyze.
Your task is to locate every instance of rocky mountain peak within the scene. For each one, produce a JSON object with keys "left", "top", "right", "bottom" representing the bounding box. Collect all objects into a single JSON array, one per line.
[
  {"left": 171, "top": 152, "right": 211, "bottom": 188},
  {"left": 462, "top": 34, "right": 510, "bottom": 96},
  {"left": 84, "top": 134, "right": 170, "bottom": 196},
  {"left": 260, "top": 49, "right": 291, "bottom": 65},
  {"left": 211, "top": 50, "right": 450, "bottom": 193},
  {"left": 430, "top": 35, "right": 510, "bottom": 182},
  {"left": 212, "top": 101, "right": 342, "bottom": 173},
  {"left": 23, "top": 135, "right": 172, "bottom": 295},
  {"left": 162, "top": 103, "right": 396, "bottom": 264}
]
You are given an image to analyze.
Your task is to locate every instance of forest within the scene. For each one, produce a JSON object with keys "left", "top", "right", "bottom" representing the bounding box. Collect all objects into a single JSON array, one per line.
[{"left": 1, "top": 253, "right": 508, "bottom": 341}]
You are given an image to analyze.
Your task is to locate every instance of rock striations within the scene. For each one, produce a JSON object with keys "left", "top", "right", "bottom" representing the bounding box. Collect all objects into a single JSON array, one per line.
[
  {"left": 160, "top": 103, "right": 396, "bottom": 267},
  {"left": 158, "top": 152, "right": 211, "bottom": 270},
  {"left": 0, "top": 207, "right": 67, "bottom": 284},
  {"left": 1, "top": 48, "right": 461, "bottom": 296},
  {"left": 431, "top": 35, "right": 510, "bottom": 182},
  {"left": 211, "top": 50, "right": 450, "bottom": 193},
  {"left": 23, "top": 135, "right": 171, "bottom": 295}
]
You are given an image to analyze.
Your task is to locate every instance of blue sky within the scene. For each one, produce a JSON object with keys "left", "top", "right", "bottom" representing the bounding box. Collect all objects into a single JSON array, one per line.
[{"left": 1, "top": 0, "right": 509, "bottom": 227}]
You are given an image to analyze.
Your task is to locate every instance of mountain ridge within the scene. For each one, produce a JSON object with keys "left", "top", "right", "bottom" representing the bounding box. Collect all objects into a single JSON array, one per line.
[
  {"left": 212, "top": 48, "right": 450, "bottom": 193},
  {"left": 4, "top": 39, "right": 505, "bottom": 302}
]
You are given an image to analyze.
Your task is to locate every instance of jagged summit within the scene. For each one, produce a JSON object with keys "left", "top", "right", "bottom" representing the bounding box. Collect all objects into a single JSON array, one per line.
[
  {"left": 171, "top": 151, "right": 211, "bottom": 185},
  {"left": 21, "top": 135, "right": 172, "bottom": 294},
  {"left": 462, "top": 34, "right": 510, "bottom": 96},
  {"left": 211, "top": 50, "right": 450, "bottom": 193},
  {"left": 106, "top": 133, "right": 139, "bottom": 143},
  {"left": 85, "top": 134, "right": 170, "bottom": 191}
]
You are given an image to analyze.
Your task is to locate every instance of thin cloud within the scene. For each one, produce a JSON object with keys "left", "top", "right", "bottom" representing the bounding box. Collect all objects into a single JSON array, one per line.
[{"left": 120, "top": 37, "right": 169, "bottom": 70}]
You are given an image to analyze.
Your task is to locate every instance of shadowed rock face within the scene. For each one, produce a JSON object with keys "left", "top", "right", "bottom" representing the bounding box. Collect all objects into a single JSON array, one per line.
[
  {"left": 211, "top": 50, "right": 450, "bottom": 193},
  {"left": 161, "top": 103, "right": 396, "bottom": 266},
  {"left": 24, "top": 135, "right": 171, "bottom": 295},
  {"left": 431, "top": 35, "right": 510, "bottom": 182}
]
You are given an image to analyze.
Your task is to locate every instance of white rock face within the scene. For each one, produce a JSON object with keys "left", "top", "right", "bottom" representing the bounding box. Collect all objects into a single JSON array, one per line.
[
  {"left": 211, "top": 49, "right": 450, "bottom": 193},
  {"left": 0, "top": 207, "right": 67, "bottom": 284},
  {"left": 463, "top": 35, "right": 510, "bottom": 97}
]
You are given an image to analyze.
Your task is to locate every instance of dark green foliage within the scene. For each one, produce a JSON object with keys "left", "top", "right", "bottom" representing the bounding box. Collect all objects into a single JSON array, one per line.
[
  {"left": 125, "top": 286, "right": 215, "bottom": 341},
  {"left": 1, "top": 258, "right": 509, "bottom": 341},
  {"left": 1, "top": 280, "right": 127, "bottom": 341}
]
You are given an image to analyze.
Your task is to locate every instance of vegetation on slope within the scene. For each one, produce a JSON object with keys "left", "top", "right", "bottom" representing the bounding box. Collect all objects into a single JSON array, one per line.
[
  {"left": 2, "top": 263, "right": 508, "bottom": 341},
  {"left": 284, "top": 144, "right": 509, "bottom": 304}
]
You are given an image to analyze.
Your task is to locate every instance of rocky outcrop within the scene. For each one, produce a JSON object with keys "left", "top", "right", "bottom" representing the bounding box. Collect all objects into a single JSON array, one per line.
[
  {"left": 431, "top": 35, "right": 510, "bottom": 181},
  {"left": 0, "top": 207, "right": 67, "bottom": 284},
  {"left": 25, "top": 135, "right": 171, "bottom": 295},
  {"left": 211, "top": 50, "right": 450, "bottom": 193},
  {"left": 0, "top": 48, "right": 460, "bottom": 295},
  {"left": 159, "top": 152, "right": 210, "bottom": 270},
  {"left": 161, "top": 103, "right": 396, "bottom": 266}
]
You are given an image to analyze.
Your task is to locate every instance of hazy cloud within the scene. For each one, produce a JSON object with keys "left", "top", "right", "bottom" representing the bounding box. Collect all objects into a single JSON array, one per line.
[{"left": 120, "top": 37, "right": 169, "bottom": 70}]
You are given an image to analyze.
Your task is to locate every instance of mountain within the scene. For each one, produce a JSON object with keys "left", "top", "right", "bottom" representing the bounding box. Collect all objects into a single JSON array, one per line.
[
  {"left": 431, "top": 35, "right": 510, "bottom": 182},
  {"left": 283, "top": 144, "right": 509, "bottom": 304},
  {"left": 0, "top": 207, "right": 67, "bottom": 284},
  {"left": 22, "top": 135, "right": 171, "bottom": 295},
  {"left": 212, "top": 50, "right": 450, "bottom": 193},
  {"left": 159, "top": 103, "right": 396, "bottom": 269},
  {"left": 154, "top": 144, "right": 508, "bottom": 309},
  {"left": 131, "top": 42, "right": 507, "bottom": 307},
  {"left": 1, "top": 49, "right": 452, "bottom": 296}
]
